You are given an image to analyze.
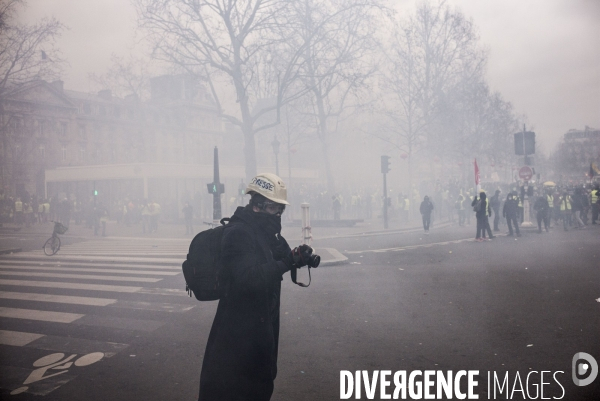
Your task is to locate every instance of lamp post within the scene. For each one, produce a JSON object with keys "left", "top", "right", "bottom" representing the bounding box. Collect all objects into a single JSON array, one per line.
[{"left": 271, "top": 135, "right": 280, "bottom": 176}]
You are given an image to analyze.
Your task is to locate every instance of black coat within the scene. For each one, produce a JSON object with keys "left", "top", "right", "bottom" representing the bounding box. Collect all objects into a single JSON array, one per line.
[
  {"left": 503, "top": 198, "right": 519, "bottom": 218},
  {"left": 199, "top": 206, "right": 291, "bottom": 401}
]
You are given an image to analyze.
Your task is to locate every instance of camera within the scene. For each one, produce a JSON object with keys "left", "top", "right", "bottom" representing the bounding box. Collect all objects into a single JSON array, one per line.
[{"left": 306, "top": 253, "right": 320, "bottom": 268}]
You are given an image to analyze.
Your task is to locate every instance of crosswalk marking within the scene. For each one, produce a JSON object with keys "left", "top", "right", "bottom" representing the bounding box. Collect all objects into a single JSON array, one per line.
[
  {"left": 0, "top": 260, "right": 180, "bottom": 270},
  {"left": 0, "top": 265, "right": 178, "bottom": 275},
  {"left": 0, "top": 291, "right": 116, "bottom": 306},
  {"left": 5, "top": 254, "right": 182, "bottom": 265},
  {"left": 0, "top": 238, "right": 195, "bottom": 397},
  {"left": 0, "top": 279, "right": 142, "bottom": 292},
  {"left": 0, "top": 271, "right": 162, "bottom": 282},
  {"left": 0, "top": 329, "right": 45, "bottom": 346},
  {"left": 0, "top": 306, "right": 84, "bottom": 323}
]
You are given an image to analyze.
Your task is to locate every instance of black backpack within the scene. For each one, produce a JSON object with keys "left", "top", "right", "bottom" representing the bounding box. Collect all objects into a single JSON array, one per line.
[{"left": 182, "top": 218, "right": 231, "bottom": 301}]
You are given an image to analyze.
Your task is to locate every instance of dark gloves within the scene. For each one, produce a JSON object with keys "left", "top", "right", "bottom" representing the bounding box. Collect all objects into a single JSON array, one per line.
[{"left": 271, "top": 236, "right": 291, "bottom": 261}]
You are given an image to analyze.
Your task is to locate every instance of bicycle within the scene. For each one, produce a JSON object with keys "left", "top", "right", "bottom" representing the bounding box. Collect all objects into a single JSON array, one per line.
[{"left": 43, "top": 221, "right": 68, "bottom": 256}]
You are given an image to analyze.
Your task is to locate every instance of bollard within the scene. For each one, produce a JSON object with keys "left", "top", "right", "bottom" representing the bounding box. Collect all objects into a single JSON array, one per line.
[{"left": 301, "top": 203, "right": 312, "bottom": 245}]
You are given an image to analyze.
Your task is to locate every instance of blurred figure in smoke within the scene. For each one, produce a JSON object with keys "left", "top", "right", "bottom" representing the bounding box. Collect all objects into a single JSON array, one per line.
[
  {"left": 533, "top": 195, "right": 549, "bottom": 233},
  {"left": 559, "top": 191, "right": 572, "bottom": 231},
  {"left": 332, "top": 195, "right": 341, "bottom": 220},
  {"left": 420, "top": 196, "right": 434, "bottom": 234},
  {"left": 503, "top": 193, "right": 521, "bottom": 237},
  {"left": 591, "top": 184, "right": 599, "bottom": 224},
  {"left": 472, "top": 191, "right": 494, "bottom": 241},
  {"left": 455, "top": 193, "right": 465, "bottom": 226},
  {"left": 490, "top": 189, "right": 501, "bottom": 232}
]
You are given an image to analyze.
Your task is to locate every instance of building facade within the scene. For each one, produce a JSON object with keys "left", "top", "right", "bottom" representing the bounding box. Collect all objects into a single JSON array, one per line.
[{"left": 0, "top": 76, "right": 223, "bottom": 202}]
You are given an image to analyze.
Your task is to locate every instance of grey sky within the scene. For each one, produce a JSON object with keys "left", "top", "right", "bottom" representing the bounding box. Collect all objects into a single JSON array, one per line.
[{"left": 20, "top": 0, "right": 600, "bottom": 151}]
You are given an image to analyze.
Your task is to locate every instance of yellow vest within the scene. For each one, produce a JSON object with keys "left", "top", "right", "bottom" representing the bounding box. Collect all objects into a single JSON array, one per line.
[
  {"left": 560, "top": 197, "right": 571, "bottom": 211},
  {"left": 14, "top": 201, "right": 22, "bottom": 212},
  {"left": 404, "top": 199, "right": 410, "bottom": 211},
  {"left": 592, "top": 190, "right": 598, "bottom": 203}
]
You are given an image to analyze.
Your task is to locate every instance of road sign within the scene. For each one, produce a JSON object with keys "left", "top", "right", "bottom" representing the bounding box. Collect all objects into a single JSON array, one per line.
[{"left": 519, "top": 166, "right": 533, "bottom": 181}]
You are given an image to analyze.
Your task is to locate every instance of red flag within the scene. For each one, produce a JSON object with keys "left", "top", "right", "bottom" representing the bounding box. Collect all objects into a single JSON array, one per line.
[{"left": 474, "top": 158, "right": 480, "bottom": 186}]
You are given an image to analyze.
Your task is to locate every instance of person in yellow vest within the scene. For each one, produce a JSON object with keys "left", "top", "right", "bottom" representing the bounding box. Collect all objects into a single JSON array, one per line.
[
  {"left": 559, "top": 191, "right": 572, "bottom": 231},
  {"left": 591, "top": 184, "right": 599, "bottom": 224},
  {"left": 14, "top": 198, "right": 23, "bottom": 226},
  {"left": 545, "top": 190, "right": 554, "bottom": 228}
]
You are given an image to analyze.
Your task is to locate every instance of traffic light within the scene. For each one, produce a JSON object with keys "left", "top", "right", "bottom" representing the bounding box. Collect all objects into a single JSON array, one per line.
[
  {"left": 207, "top": 183, "right": 225, "bottom": 194},
  {"left": 381, "top": 155, "right": 391, "bottom": 174},
  {"left": 514, "top": 132, "right": 535, "bottom": 155}
]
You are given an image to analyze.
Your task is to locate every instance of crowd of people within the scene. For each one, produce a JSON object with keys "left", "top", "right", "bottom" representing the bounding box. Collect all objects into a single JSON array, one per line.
[{"left": 417, "top": 182, "right": 599, "bottom": 240}]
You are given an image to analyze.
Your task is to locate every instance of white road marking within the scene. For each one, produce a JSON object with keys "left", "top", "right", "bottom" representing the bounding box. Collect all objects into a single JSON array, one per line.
[
  {"left": 0, "top": 265, "right": 178, "bottom": 275},
  {"left": 0, "top": 329, "right": 45, "bottom": 346},
  {"left": 0, "top": 271, "right": 161, "bottom": 282},
  {"left": 0, "top": 306, "right": 84, "bottom": 323},
  {"left": 345, "top": 237, "right": 475, "bottom": 254},
  {"left": 0, "top": 279, "right": 142, "bottom": 293},
  {"left": 0, "top": 291, "right": 116, "bottom": 306},
  {"left": 0, "top": 260, "right": 180, "bottom": 270}
]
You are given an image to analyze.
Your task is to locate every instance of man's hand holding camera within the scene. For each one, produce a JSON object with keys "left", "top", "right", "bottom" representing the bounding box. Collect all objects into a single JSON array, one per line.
[{"left": 286, "top": 244, "right": 320, "bottom": 270}]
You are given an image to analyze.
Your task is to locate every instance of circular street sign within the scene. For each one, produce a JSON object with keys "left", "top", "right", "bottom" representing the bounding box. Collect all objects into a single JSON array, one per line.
[{"left": 519, "top": 166, "right": 533, "bottom": 181}]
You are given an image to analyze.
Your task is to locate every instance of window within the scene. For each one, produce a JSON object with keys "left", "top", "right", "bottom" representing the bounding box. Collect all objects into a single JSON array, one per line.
[
  {"left": 78, "top": 124, "right": 86, "bottom": 138},
  {"left": 39, "top": 144, "right": 46, "bottom": 158},
  {"left": 62, "top": 145, "right": 67, "bottom": 161},
  {"left": 83, "top": 102, "right": 91, "bottom": 114},
  {"left": 60, "top": 122, "right": 68, "bottom": 137},
  {"left": 110, "top": 146, "right": 116, "bottom": 162},
  {"left": 79, "top": 145, "right": 86, "bottom": 161}
]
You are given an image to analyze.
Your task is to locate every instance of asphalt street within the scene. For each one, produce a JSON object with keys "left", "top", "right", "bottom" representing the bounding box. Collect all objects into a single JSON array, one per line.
[{"left": 0, "top": 221, "right": 598, "bottom": 400}]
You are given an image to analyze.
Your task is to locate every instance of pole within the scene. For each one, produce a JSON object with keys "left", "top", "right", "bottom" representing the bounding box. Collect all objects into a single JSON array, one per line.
[
  {"left": 383, "top": 172, "right": 388, "bottom": 229},
  {"left": 212, "top": 147, "right": 222, "bottom": 223},
  {"left": 521, "top": 125, "right": 534, "bottom": 227},
  {"left": 301, "top": 203, "right": 311, "bottom": 245}
]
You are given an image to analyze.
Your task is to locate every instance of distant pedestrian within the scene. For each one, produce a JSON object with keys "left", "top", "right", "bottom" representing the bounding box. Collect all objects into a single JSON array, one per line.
[
  {"left": 533, "top": 195, "right": 549, "bottom": 233},
  {"left": 182, "top": 202, "right": 194, "bottom": 235},
  {"left": 332, "top": 195, "right": 341, "bottom": 220},
  {"left": 419, "top": 196, "right": 434, "bottom": 234},
  {"left": 591, "top": 184, "right": 599, "bottom": 224},
  {"left": 571, "top": 188, "right": 586, "bottom": 229},
  {"left": 503, "top": 193, "right": 521, "bottom": 237},
  {"left": 455, "top": 194, "right": 465, "bottom": 226},
  {"left": 490, "top": 189, "right": 501, "bottom": 231},
  {"left": 472, "top": 191, "right": 494, "bottom": 241},
  {"left": 559, "top": 192, "right": 572, "bottom": 231}
]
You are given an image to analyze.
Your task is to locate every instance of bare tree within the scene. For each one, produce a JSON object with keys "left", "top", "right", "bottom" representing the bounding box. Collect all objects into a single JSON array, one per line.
[
  {"left": 378, "top": 0, "right": 487, "bottom": 190},
  {"left": 0, "top": 0, "right": 65, "bottom": 194},
  {"left": 0, "top": 0, "right": 64, "bottom": 94},
  {"left": 290, "top": 0, "right": 387, "bottom": 193},
  {"left": 399, "top": 0, "right": 486, "bottom": 154},
  {"left": 88, "top": 54, "right": 151, "bottom": 100},
  {"left": 135, "top": 0, "right": 310, "bottom": 181}
]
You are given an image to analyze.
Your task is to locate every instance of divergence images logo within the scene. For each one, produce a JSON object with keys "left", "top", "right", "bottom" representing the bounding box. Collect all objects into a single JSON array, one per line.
[{"left": 572, "top": 352, "right": 598, "bottom": 387}]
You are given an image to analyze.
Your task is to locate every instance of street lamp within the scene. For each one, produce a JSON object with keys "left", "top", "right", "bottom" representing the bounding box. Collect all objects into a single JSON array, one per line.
[{"left": 271, "top": 135, "right": 280, "bottom": 176}]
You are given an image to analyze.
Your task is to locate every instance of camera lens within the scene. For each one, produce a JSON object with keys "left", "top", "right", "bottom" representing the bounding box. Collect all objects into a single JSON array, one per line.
[{"left": 309, "top": 254, "right": 320, "bottom": 268}]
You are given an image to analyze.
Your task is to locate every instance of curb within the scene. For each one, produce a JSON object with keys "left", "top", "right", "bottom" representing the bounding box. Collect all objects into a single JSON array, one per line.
[{"left": 316, "top": 247, "right": 348, "bottom": 266}]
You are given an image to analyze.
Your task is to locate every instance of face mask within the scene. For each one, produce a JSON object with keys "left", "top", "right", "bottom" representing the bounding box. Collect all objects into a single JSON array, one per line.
[{"left": 254, "top": 212, "right": 282, "bottom": 236}]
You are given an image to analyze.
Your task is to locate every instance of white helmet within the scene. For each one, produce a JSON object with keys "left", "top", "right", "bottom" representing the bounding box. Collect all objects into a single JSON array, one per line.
[{"left": 246, "top": 173, "right": 289, "bottom": 205}]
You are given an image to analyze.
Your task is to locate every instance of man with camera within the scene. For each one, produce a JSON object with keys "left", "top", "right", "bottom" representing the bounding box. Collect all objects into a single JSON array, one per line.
[{"left": 198, "top": 173, "right": 319, "bottom": 401}]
